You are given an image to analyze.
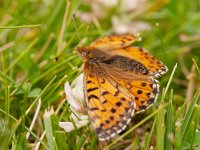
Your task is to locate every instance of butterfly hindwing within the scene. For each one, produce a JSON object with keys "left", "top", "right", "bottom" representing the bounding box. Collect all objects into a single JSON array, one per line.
[
  {"left": 90, "top": 34, "right": 136, "bottom": 51},
  {"left": 105, "top": 75, "right": 159, "bottom": 113},
  {"left": 122, "top": 79, "right": 159, "bottom": 112}
]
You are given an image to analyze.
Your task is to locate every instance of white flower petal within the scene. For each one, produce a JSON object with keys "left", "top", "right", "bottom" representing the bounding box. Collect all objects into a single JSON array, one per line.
[
  {"left": 59, "top": 122, "right": 76, "bottom": 132},
  {"left": 71, "top": 113, "right": 89, "bottom": 122},
  {"left": 71, "top": 74, "right": 84, "bottom": 102},
  {"left": 59, "top": 119, "right": 89, "bottom": 132},
  {"left": 78, "top": 119, "right": 89, "bottom": 125},
  {"left": 61, "top": 73, "right": 89, "bottom": 133},
  {"left": 64, "top": 82, "right": 82, "bottom": 111}
]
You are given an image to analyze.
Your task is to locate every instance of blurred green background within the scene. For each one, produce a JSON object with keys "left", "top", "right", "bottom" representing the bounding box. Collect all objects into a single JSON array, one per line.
[{"left": 0, "top": 0, "right": 200, "bottom": 149}]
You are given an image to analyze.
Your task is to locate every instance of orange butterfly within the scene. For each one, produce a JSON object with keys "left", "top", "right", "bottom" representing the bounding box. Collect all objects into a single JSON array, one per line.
[{"left": 76, "top": 34, "right": 168, "bottom": 141}]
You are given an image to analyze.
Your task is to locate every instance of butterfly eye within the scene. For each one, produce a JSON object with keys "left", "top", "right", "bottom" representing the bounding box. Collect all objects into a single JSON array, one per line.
[{"left": 81, "top": 50, "right": 87, "bottom": 57}]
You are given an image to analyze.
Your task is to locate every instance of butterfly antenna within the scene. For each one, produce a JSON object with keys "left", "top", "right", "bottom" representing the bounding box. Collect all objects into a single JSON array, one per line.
[
  {"left": 72, "top": 13, "right": 83, "bottom": 46},
  {"left": 54, "top": 49, "right": 75, "bottom": 62}
]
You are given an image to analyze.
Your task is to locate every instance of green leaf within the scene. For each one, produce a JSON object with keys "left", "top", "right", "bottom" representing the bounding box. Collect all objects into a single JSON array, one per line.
[{"left": 28, "top": 88, "right": 41, "bottom": 98}]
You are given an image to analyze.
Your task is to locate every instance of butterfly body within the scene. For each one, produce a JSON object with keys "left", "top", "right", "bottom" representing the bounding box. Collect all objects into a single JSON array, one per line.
[{"left": 76, "top": 34, "right": 168, "bottom": 141}]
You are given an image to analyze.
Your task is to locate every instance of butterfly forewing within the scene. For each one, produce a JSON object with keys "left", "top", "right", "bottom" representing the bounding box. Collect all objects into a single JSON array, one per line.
[{"left": 84, "top": 63, "right": 135, "bottom": 141}]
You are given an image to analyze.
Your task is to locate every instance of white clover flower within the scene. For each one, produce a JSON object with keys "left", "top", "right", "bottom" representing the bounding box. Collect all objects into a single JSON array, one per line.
[{"left": 59, "top": 73, "right": 89, "bottom": 132}]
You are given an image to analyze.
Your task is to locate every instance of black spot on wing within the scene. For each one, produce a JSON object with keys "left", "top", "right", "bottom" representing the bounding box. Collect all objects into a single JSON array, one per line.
[
  {"left": 114, "top": 90, "right": 120, "bottom": 96},
  {"left": 111, "top": 108, "right": 116, "bottom": 113},
  {"left": 102, "top": 91, "right": 109, "bottom": 96},
  {"left": 116, "top": 101, "right": 122, "bottom": 107},
  {"left": 90, "top": 107, "right": 99, "bottom": 111},
  {"left": 137, "top": 90, "right": 142, "bottom": 94},
  {"left": 87, "top": 87, "right": 98, "bottom": 93},
  {"left": 87, "top": 80, "right": 92, "bottom": 84},
  {"left": 88, "top": 94, "right": 99, "bottom": 101}
]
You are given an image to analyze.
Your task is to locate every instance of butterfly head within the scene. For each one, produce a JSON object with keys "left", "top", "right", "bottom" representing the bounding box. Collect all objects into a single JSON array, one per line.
[
  {"left": 76, "top": 46, "right": 87, "bottom": 58},
  {"left": 76, "top": 46, "right": 95, "bottom": 59}
]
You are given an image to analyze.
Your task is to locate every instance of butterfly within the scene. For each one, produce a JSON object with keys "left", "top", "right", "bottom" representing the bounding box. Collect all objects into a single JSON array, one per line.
[{"left": 76, "top": 34, "right": 168, "bottom": 141}]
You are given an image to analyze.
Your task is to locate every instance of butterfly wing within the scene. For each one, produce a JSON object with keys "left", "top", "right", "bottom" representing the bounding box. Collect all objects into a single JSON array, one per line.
[
  {"left": 84, "top": 62, "right": 135, "bottom": 141},
  {"left": 89, "top": 34, "right": 136, "bottom": 51},
  {"left": 102, "top": 67, "right": 159, "bottom": 113},
  {"left": 120, "top": 79, "right": 159, "bottom": 112},
  {"left": 98, "top": 54, "right": 161, "bottom": 113},
  {"left": 123, "top": 46, "right": 168, "bottom": 77},
  {"left": 89, "top": 34, "right": 167, "bottom": 77}
]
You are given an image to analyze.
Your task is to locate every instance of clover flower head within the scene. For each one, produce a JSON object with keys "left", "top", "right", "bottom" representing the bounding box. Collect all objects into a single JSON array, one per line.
[{"left": 59, "top": 73, "right": 89, "bottom": 132}]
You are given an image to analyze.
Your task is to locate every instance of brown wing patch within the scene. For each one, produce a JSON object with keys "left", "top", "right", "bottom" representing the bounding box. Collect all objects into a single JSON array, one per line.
[
  {"left": 123, "top": 46, "right": 168, "bottom": 77},
  {"left": 103, "top": 46, "right": 168, "bottom": 77}
]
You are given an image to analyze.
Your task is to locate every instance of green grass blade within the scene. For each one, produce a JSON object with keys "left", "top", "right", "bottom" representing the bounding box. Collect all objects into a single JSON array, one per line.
[
  {"left": 25, "top": 75, "right": 57, "bottom": 116},
  {"left": 174, "top": 102, "right": 186, "bottom": 123},
  {"left": 189, "top": 106, "right": 198, "bottom": 149},
  {"left": 165, "top": 89, "right": 173, "bottom": 150},
  {"left": 192, "top": 58, "right": 200, "bottom": 74},
  {"left": 144, "top": 118, "right": 156, "bottom": 150},
  {"left": 5, "top": 75, "right": 56, "bottom": 145},
  {"left": 5, "top": 86, "right": 10, "bottom": 123},
  {"left": 0, "top": 24, "right": 41, "bottom": 29},
  {"left": 156, "top": 89, "right": 165, "bottom": 150},
  {"left": 5, "top": 38, "right": 38, "bottom": 73},
  {"left": 90, "top": 135, "right": 97, "bottom": 150},
  {"left": 76, "top": 135, "right": 86, "bottom": 150},
  {"left": 0, "top": 108, "right": 47, "bottom": 149},
  {"left": 32, "top": 55, "right": 76, "bottom": 85},
  {"left": 164, "top": 63, "right": 177, "bottom": 97},
  {"left": 175, "top": 88, "right": 200, "bottom": 150},
  {"left": 43, "top": 109, "right": 55, "bottom": 150}
]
